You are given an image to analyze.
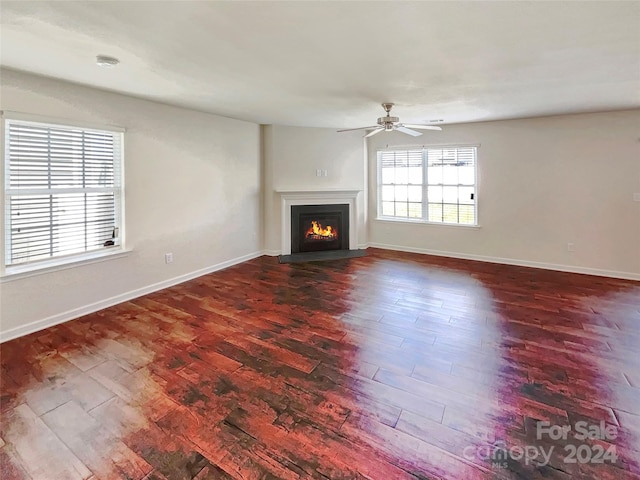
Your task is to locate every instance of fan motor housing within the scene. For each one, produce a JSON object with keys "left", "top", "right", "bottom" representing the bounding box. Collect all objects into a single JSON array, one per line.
[{"left": 378, "top": 116, "right": 398, "bottom": 125}]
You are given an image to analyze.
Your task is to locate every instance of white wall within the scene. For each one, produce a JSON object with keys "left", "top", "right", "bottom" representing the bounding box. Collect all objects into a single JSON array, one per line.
[
  {"left": 0, "top": 69, "right": 262, "bottom": 339},
  {"left": 368, "top": 110, "right": 640, "bottom": 278},
  {"left": 262, "top": 125, "right": 366, "bottom": 254}
]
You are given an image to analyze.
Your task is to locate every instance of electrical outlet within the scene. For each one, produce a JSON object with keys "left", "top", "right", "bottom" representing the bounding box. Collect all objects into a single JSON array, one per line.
[
  {"left": 323, "top": 169, "right": 328, "bottom": 177},
  {"left": 316, "top": 169, "right": 322, "bottom": 177},
  {"left": 634, "top": 193, "right": 640, "bottom": 202},
  {"left": 567, "top": 243, "right": 575, "bottom": 252},
  {"left": 165, "top": 253, "right": 173, "bottom": 264}
]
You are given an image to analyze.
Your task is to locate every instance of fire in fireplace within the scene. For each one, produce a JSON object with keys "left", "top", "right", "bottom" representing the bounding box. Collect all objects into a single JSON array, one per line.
[
  {"left": 305, "top": 220, "right": 337, "bottom": 241},
  {"left": 291, "top": 204, "right": 349, "bottom": 254}
]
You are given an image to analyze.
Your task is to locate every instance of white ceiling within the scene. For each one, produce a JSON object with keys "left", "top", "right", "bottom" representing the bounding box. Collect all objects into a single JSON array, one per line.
[{"left": 1, "top": 1, "right": 639, "bottom": 128}]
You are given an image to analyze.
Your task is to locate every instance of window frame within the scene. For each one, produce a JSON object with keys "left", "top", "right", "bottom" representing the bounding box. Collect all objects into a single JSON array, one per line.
[
  {"left": 376, "top": 144, "right": 479, "bottom": 226},
  {"left": 1, "top": 111, "right": 126, "bottom": 278}
]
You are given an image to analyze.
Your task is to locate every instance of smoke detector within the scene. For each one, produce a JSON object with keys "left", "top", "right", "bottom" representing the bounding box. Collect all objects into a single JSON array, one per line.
[{"left": 96, "top": 55, "right": 119, "bottom": 67}]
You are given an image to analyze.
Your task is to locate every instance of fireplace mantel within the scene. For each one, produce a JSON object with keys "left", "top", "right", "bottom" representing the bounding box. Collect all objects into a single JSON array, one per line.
[{"left": 277, "top": 189, "right": 361, "bottom": 255}]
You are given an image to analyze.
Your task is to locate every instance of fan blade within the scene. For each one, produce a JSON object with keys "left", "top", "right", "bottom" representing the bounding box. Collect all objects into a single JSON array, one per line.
[
  {"left": 402, "top": 124, "right": 443, "bottom": 131},
  {"left": 395, "top": 126, "right": 423, "bottom": 137},
  {"left": 364, "top": 128, "right": 384, "bottom": 138},
  {"left": 337, "top": 126, "right": 380, "bottom": 132}
]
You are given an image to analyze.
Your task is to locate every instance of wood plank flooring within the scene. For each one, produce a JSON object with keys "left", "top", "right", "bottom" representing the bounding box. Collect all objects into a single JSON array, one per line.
[{"left": 1, "top": 248, "right": 639, "bottom": 479}]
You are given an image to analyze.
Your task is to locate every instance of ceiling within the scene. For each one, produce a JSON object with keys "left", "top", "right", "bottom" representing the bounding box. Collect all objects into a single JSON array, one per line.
[{"left": 1, "top": 1, "right": 639, "bottom": 128}]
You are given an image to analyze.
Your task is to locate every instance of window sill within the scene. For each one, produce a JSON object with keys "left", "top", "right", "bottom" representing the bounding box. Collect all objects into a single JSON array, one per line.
[
  {"left": 375, "top": 217, "right": 481, "bottom": 229},
  {"left": 1, "top": 248, "right": 132, "bottom": 282}
]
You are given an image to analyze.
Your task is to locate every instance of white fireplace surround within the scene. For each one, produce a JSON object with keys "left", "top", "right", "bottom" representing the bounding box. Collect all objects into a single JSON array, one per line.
[{"left": 278, "top": 190, "right": 360, "bottom": 255}]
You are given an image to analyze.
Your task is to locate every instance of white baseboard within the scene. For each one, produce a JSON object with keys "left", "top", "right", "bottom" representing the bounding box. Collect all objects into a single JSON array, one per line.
[
  {"left": 4, "top": 244, "right": 636, "bottom": 343},
  {"left": 368, "top": 242, "right": 640, "bottom": 281},
  {"left": 0, "top": 250, "right": 265, "bottom": 343}
]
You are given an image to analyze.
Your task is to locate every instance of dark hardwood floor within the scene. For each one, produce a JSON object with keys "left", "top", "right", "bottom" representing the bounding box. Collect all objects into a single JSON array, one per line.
[{"left": 1, "top": 248, "right": 639, "bottom": 479}]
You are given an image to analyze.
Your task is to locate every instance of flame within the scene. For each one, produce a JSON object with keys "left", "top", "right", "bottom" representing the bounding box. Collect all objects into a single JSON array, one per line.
[{"left": 306, "top": 221, "right": 337, "bottom": 239}]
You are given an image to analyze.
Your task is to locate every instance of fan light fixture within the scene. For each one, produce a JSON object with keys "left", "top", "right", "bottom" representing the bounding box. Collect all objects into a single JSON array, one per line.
[
  {"left": 96, "top": 55, "right": 119, "bottom": 67},
  {"left": 337, "top": 103, "right": 443, "bottom": 138}
]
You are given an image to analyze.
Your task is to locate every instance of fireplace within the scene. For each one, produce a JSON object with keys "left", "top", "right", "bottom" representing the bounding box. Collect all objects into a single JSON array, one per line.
[
  {"left": 291, "top": 204, "right": 349, "bottom": 253},
  {"left": 278, "top": 190, "right": 361, "bottom": 256}
]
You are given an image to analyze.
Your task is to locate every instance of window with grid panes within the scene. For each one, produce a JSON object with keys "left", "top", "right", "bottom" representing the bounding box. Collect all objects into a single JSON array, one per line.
[
  {"left": 378, "top": 146, "right": 477, "bottom": 225},
  {"left": 3, "top": 116, "right": 123, "bottom": 272}
]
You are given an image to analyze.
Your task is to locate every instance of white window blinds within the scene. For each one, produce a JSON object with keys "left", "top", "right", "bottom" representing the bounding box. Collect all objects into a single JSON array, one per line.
[{"left": 4, "top": 119, "right": 123, "bottom": 266}]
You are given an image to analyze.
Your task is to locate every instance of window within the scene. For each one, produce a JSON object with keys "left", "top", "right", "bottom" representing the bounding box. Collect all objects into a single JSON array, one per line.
[
  {"left": 3, "top": 116, "right": 123, "bottom": 271},
  {"left": 378, "top": 146, "right": 477, "bottom": 225}
]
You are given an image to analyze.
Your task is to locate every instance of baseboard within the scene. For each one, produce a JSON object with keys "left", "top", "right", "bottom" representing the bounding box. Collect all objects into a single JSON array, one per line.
[
  {"left": 368, "top": 242, "right": 640, "bottom": 281},
  {"left": 0, "top": 250, "right": 265, "bottom": 343},
  {"left": 4, "top": 245, "right": 635, "bottom": 343}
]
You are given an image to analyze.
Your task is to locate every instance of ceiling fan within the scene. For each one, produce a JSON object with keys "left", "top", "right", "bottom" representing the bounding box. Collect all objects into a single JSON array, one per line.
[{"left": 338, "top": 103, "right": 442, "bottom": 138}]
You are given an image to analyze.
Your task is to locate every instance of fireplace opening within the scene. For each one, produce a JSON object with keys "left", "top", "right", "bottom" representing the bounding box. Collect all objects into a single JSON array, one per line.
[{"left": 291, "top": 204, "right": 349, "bottom": 253}]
